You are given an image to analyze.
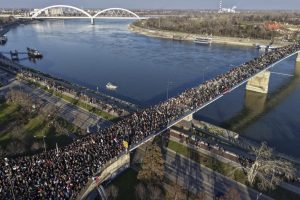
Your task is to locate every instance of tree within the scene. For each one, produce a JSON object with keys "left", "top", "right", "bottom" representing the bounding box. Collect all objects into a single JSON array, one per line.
[
  {"left": 135, "top": 183, "right": 147, "bottom": 200},
  {"left": 6, "top": 89, "right": 37, "bottom": 113},
  {"left": 219, "top": 187, "right": 240, "bottom": 200},
  {"left": 135, "top": 183, "right": 163, "bottom": 200},
  {"left": 105, "top": 184, "right": 119, "bottom": 200},
  {"left": 147, "top": 184, "right": 163, "bottom": 200},
  {"left": 167, "top": 183, "right": 185, "bottom": 200},
  {"left": 39, "top": 104, "right": 58, "bottom": 119},
  {"left": 137, "top": 144, "right": 164, "bottom": 183},
  {"left": 247, "top": 143, "right": 295, "bottom": 190},
  {"left": 195, "top": 192, "right": 207, "bottom": 200}
]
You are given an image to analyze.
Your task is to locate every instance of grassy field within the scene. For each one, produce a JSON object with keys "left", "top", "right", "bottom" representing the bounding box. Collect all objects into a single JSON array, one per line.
[
  {"left": 25, "top": 80, "right": 118, "bottom": 121},
  {"left": 167, "top": 140, "right": 300, "bottom": 200}
]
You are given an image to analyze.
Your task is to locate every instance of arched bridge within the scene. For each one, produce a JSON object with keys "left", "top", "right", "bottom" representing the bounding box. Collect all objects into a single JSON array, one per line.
[{"left": 26, "top": 5, "right": 145, "bottom": 24}]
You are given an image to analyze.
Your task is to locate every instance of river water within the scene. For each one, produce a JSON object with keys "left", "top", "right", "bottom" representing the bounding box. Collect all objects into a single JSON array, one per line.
[{"left": 2, "top": 19, "right": 300, "bottom": 158}]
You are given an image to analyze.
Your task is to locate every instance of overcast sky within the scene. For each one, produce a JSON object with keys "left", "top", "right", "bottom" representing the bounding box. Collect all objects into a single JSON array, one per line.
[{"left": 1, "top": 0, "right": 300, "bottom": 10}]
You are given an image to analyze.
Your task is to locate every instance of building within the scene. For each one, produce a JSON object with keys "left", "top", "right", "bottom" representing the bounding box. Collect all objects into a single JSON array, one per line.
[
  {"left": 218, "top": 0, "right": 237, "bottom": 13},
  {"left": 31, "top": 8, "right": 64, "bottom": 16}
]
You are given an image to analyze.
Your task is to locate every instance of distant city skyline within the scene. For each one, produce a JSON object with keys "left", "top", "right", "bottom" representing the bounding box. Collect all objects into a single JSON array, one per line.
[{"left": 1, "top": 0, "right": 300, "bottom": 10}]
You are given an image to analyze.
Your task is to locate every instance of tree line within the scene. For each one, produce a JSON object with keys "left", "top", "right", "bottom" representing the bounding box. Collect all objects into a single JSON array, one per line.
[{"left": 133, "top": 12, "right": 300, "bottom": 41}]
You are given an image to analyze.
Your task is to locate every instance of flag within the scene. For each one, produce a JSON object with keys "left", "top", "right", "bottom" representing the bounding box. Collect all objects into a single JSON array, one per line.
[{"left": 123, "top": 140, "right": 129, "bottom": 149}]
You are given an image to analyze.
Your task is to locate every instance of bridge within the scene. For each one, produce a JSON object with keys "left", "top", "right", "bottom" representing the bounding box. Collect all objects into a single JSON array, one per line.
[
  {"left": 80, "top": 47, "right": 300, "bottom": 199},
  {"left": 224, "top": 62, "right": 300, "bottom": 132},
  {"left": 129, "top": 50, "right": 300, "bottom": 151},
  {"left": 16, "top": 5, "right": 146, "bottom": 24},
  {"left": 1, "top": 37, "right": 300, "bottom": 199}
]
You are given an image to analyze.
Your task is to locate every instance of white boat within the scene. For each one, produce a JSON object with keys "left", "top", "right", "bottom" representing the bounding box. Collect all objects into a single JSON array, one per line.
[
  {"left": 194, "top": 37, "right": 212, "bottom": 45},
  {"left": 256, "top": 44, "right": 277, "bottom": 52},
  {"left": 106, "top": 82, "right": 117, "bottom": 90}
]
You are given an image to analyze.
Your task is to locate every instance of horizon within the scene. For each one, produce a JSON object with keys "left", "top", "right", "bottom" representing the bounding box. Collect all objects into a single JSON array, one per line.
[{"left": 1, "top": 0, "right": 300, "bottom": 10}]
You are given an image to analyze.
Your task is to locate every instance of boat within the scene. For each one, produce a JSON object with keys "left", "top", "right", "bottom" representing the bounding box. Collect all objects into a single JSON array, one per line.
[
  {"left": 27, "top": 47, "right": 43, "bottom": 58},
  {"left": 194, "top": 37, "right": 212, "bottom": 45},
  {"left": 106, "top": 82, "right": 118, "bottom": 90},
  {"left": 255, "top": 44, "right": 277, "bottom": 52},
  {"left": 0, "top": 35, "right": 7, "bottom": 45}
]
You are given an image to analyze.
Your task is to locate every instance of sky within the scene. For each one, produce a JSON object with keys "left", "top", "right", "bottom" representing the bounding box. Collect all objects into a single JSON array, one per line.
[{"left": 1, "top": 0, "right": 300, "bottom": 10}]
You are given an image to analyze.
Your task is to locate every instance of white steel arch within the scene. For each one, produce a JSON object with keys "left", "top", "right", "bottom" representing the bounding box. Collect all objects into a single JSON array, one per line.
[
  {"left": 32, "top": 5, "right": 93, "bottom": 18},
  {"left": 93, "top": 8, "right": 140, "bottom": 19}
]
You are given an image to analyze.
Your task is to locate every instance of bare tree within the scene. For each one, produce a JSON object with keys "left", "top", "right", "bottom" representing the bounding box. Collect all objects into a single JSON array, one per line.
[
  {"left": 219, "top": 187, "right": 240, "bottom": 200},
  {"left": 248, "top": 143, "right": 295, "bottom": 190},
  {"left": 39, "top": 104, "right": 58, "bottom": 119},
  {"left": 137, "top": 144, "right": 164, "bottom": 183},
  {"left": 6, "top": 89, "right": 36, "bottom": 113},
  {"left": 167, "top": 183, "right": 185, "bottom": 200},
  {"left": 147, "top": 184, "right": 163, "bottom": 200},
  {"left": 105, "top": 184, "right": 119, "bottom": 200},
  {"left": 195, "top": 192, "right": 207, "bottom": 200},
  {"left": 135, "top": 183, "right": 147, "bottom": 200}
]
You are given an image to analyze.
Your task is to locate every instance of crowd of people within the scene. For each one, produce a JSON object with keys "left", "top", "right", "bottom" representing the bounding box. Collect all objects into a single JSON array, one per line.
[
  {"left": 19, "top": 71, "right": 129, "bottom": 117},
  {"left": 1, "top": 42, "right": 300, "bottom": 199}
]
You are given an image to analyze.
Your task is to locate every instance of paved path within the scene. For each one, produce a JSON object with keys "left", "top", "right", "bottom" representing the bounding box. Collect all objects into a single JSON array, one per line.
[
  {"left": 164, "top": 148, "right": 273, "bottom": 200},
  {"left": 0, "top": 69, "right": 111, "bottom": 130},
  {"left": 169, "top": 133, "right": 300, "bottom": 196}
]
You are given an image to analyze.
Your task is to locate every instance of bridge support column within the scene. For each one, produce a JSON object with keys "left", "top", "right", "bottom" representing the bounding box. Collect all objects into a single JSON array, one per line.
[
  {"left": 91, "top": 18, "right": 95, "bottom": 25},
  {"left": 296, "top": 52, "right": 300, "bottom": 62},
  {"left": 246, "top": 70, "right": 271, "bottom": 94},
  {"left": 182, "top": 114, "right": 193, "bottom": 122}
]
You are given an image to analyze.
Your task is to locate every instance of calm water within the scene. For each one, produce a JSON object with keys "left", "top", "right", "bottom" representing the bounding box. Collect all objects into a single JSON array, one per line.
[{"left": 2, "top": 19, "right": 300, "bottom": 157}]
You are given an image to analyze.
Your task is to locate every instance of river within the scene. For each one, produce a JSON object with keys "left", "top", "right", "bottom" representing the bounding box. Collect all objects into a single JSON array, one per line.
[{"left": 1, "top": 19, "right": 300, "bottom": 158}]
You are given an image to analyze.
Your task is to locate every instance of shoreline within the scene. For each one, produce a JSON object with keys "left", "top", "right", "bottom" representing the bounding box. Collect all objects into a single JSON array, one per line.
[
  {"left": 0, "top": 18, "right": 32, "bottom": 35},
  {"left": 129, "top": 24, "right": 291, "bottom": 48}
]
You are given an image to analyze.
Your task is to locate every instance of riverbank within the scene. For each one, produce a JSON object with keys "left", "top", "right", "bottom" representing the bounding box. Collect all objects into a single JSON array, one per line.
[
  {"left": 0, "top": 18, "right": 32, "bottom": 35},
  {"left": 129, "top": 24, "right": 290, "bottom": 47}
]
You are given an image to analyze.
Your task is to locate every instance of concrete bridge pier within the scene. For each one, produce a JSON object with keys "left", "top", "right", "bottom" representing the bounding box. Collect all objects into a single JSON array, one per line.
[
  {"left": 246, "top": 70, "right": 271, "bottom": 94},
  {"left": 91, "top": 18, "right": 95, "bottom": 25},
  {"left": 182, "top": 113, "right": 193, "bottom": 122}
]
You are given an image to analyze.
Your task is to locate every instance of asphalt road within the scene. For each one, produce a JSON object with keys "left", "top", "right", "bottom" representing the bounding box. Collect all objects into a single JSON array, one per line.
[
  {"left": 0, "top": 68, "right": 111, "bottom": 130},
  {"left": 164, "top": 149, "right": 273, "bottom": 200}
]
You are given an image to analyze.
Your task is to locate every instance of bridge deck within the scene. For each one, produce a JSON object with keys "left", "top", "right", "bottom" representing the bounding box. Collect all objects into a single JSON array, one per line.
[{"left": 130, "top": 50, "right": 300, "bottom": 151}]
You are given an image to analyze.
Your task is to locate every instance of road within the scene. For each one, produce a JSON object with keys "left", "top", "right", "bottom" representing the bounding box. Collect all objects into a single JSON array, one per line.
[
  {"left": 164, "top": 149, "right": 272, "bottom": 200},
  {"left": 0, "top": 68, "right": 112, "bottom": 130}
]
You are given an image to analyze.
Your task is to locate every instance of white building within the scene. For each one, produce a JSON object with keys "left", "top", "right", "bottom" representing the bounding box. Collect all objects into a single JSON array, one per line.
[
  {"left": 30, "top": 8, "right": 64, "bottom": 16},
  {"left": 218, "top": 0, "right": 237, "bottom": 13}
]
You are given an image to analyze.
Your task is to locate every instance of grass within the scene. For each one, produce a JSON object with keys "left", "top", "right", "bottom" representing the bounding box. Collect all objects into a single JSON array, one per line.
[
  {"left": 26, "top": 79, "right": 118, "bottom": 121},
  {"left": 0, "top": 103, "right": 20, "bottom": 125},
  {"left": 167, "top": 140, "right": 300, "bottom": 200},
  {"left": 0, "top": 100, "right": 77, "bottom": 155}
]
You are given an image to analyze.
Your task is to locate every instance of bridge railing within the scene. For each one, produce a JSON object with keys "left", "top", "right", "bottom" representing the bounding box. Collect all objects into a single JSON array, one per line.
[{"left": 129, "top": 50, "right": 300, "bottom": 151}]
